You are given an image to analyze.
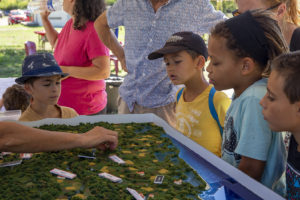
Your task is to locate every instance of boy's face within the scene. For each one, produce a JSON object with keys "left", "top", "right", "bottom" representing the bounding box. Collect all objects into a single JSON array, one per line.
[
  {"left": 25, "top": 75, "right": 61, "bottom": 106},
  {"left": 164, "top": 50, "right": 203, "bottom": 85},
  {"left": 260, "top": 70, "right": 298, "bottom": 132},
  {"left": 206, "top": 36, "right": 242, "bottom": 91}
]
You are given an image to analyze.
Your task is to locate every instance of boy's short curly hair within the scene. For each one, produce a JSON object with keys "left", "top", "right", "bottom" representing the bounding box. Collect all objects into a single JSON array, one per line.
[
  {"left": 2, "top": 84, "right": 31, "bottom": 112},
  {"left": 271, "top": 51, "right": 300, "bottom": 104}
]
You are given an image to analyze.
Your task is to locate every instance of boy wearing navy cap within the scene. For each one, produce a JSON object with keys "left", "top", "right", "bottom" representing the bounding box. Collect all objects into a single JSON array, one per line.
[
  {"left": 16, "top": 53, "right": 78, "bottom": 121},
  {"left": 149, "top": 32, "right": 231, "bottom": 157}
]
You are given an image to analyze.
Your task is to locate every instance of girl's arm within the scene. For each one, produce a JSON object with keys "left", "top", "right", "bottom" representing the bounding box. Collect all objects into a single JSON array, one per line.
[
  {"left": 60, "top": 55, "right": 110, "bottom": 81},
  {"left": 40, "top": 11, "right": 59, "bottom": 48},
  {"left": 0, "top": 122, "right": 118, "bottom": 153},
  {"left": 238, "top": 156, "right": 266, "bottom": 181}
]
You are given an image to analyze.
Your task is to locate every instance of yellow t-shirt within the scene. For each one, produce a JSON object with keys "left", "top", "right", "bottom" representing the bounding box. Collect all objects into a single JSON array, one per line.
[
  {"left": 19, "top": 104, "right": 78, "bottom": 122},
  {"left": 175, "top": 85, "right": 231, "bottom": 157}
]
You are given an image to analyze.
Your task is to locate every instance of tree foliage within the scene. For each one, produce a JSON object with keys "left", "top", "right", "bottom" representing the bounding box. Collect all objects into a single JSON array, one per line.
[
  {"left": 0, "top": 0, "right": 29, "bottom": 10},
  {"left": 211, "top": 0, "right": 237, "bottom": 14}
]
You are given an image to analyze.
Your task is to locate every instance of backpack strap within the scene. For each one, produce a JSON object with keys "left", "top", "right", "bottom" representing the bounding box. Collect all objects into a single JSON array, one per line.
[
  {"left": 176, "top": 87, "right": 185, "bottom": 103},
  {"left": 209, "top": 87, "right": 223, "bottom": 136}
]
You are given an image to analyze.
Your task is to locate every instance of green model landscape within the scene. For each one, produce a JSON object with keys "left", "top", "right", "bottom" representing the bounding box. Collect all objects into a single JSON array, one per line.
[{"left": 0, "top": 122, "right": 206, "bottom": 200}]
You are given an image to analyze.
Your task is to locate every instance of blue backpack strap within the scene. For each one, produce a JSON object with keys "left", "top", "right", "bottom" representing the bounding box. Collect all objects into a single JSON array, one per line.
[
  {"left": 209, "top": 87, "right": 223, "bottom": 136},
  {"left": 176, "top": 88, "right": 184, "bottom": 103}
]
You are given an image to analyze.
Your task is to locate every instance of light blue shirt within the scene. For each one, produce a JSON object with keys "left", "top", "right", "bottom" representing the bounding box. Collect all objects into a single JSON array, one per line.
[
  {"left": 107, "top": 0, "right": 226, "bottom": 111},
  {"left": 221, "top": 79, "right": 286, "bottom": 194}
]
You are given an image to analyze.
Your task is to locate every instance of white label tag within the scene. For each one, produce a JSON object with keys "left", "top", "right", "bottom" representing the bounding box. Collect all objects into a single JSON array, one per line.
[
  {"left": 109, "top": 155, "right": 125, "bottom": 164},
  {"left": 126, "top": 188, "right": 145, "bottom": 200},
  {"left": 50, "top": 168, "right": 77, "bottom": 179},
  {"left": 174, "top": 179, "right": 183, "bottom": 185},
  {"left": 98, "top": 172, "right": 122, "bottom": 183},
  {"left": 0, "top": 160, "right": 22, "bottom": 167},
  {"left": 154, "top": 175, "right": 164, "bottom": 184},
  {"left": 20, "top": 153, "right": 33, "bottom": 159},
  {"left": 1, "top": 152, "right": 12, "bottom": 156},
  {"left": 78, "top": 155, "right": 96, "bottom": 159}
]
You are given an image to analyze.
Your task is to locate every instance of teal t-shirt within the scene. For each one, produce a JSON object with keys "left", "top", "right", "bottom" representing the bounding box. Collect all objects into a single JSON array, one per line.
[{"left": 221, "top": 78, "right": 286, "bottom": 195}]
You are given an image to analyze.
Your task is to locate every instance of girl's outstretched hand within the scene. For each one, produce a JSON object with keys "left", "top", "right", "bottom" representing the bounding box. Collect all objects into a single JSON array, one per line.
[{"left": 80, "top": 126, "right": 118, "bottom": 150}]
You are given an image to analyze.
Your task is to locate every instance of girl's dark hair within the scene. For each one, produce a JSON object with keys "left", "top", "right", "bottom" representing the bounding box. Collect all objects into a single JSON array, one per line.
[
  {"left": 210, "top": 10, "right": 288, "bottom": 77},
  {"left": 73, "top": 0, "right": 106, "bottom": 30},
  {"left": 271, "top": 51, "right": 300, "bottom": 103}
]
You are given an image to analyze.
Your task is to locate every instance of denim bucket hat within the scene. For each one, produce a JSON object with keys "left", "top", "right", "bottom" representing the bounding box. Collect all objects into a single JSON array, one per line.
[{"left": 15, "top": 53, "right": 68, "bottom": 84}]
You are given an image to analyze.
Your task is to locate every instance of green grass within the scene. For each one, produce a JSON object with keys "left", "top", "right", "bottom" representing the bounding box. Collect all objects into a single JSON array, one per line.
[
  {"left": 0, "top": 20, "right": 125, "bottom": 78},
  {"left": 0, "top": 22, "right": 59, "bottom": 77}
]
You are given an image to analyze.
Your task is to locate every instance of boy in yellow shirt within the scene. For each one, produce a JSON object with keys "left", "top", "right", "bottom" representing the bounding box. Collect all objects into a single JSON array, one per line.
[
  {"left": 148, "top": 32, "right": 230, "bottom": 156},
  {"left": 16, "top": 53, "right": 78, "bottom": 121}
]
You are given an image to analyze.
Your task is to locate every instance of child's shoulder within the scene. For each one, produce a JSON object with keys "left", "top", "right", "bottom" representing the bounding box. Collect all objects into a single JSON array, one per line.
[
  {"left": 214, "top": 90, "right": 230, "bottom": 101},
  {"left": 207, "top": 84, "right": 230, "bottom": 102},
  {"left": 240, "top": 79, "right": 268, "bottom": 101},
  {"left": 58, "top": 105, "right": 79, "bottom": 118},
  {"left": 176, "top": 87, "right": 185, "bottom": 94},
  {"left": 18, "top": 105, "right": 35, "bottom": 122},
  {"left": 213, "top": 90, "right": 231, "bottom": 110},
  {"left": 175, "top": 87, "right": 185, "bottom": 101}
]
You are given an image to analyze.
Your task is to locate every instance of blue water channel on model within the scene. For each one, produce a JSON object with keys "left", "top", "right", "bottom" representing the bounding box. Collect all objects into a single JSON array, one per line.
[{"left": 135, "top": 125, "right": 263, "bottom": 200}]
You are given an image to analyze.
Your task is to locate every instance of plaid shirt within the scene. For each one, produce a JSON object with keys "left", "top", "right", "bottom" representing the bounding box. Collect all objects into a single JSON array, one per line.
[{"left": 107, "top": 0, "right": 226, "bottom": 111}]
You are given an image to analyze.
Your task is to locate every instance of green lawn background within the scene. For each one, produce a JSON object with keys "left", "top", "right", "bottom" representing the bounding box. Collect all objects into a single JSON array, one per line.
[{"left": 0, "top": 21, "right": 125, "bottom": 78}]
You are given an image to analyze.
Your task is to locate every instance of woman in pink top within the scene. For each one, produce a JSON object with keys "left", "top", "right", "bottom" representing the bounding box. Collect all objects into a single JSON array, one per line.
[{"left": 40, "top": 0, "right": 110, "bottom": 115}]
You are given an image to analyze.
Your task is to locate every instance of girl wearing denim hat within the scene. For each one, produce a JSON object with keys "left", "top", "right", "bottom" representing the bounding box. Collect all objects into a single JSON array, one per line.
[{"left": 16, "top": 53, "right": 78, "bottom": 121}]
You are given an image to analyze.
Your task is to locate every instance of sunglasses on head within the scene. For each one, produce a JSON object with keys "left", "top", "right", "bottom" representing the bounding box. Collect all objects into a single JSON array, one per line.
[{"left": 232, "top": 2, "right": 282, "bottom": 17}]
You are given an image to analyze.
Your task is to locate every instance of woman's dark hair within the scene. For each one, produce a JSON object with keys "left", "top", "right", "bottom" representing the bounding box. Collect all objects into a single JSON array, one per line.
[
  {"left": 73, "top": 0, "right": 106, "bottom": 30},
  {"left": 210, "top": 10, "right": 288, "bottom": 77}
]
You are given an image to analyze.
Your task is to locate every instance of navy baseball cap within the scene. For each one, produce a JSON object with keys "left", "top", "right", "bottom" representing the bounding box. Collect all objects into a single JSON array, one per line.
[
  {"left": 15, "top": 53, "right": 68, "bottom": 84},
  {"left": 148, "top": 31, "right": 208, "bottom": 60}
]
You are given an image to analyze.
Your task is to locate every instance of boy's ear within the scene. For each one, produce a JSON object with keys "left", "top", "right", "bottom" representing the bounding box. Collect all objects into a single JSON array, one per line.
[
  {"left": 295, "top": 101, "right": 300, "bottom": 117},
  {"left": 240, "top": 57, "right": 255, "bottom": 75},
  {"left": 24, "top": 83, "right": 33, "bottom": 95},
  {"left": 196, "top": 55, "right": 206, "bottom": 70}
]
